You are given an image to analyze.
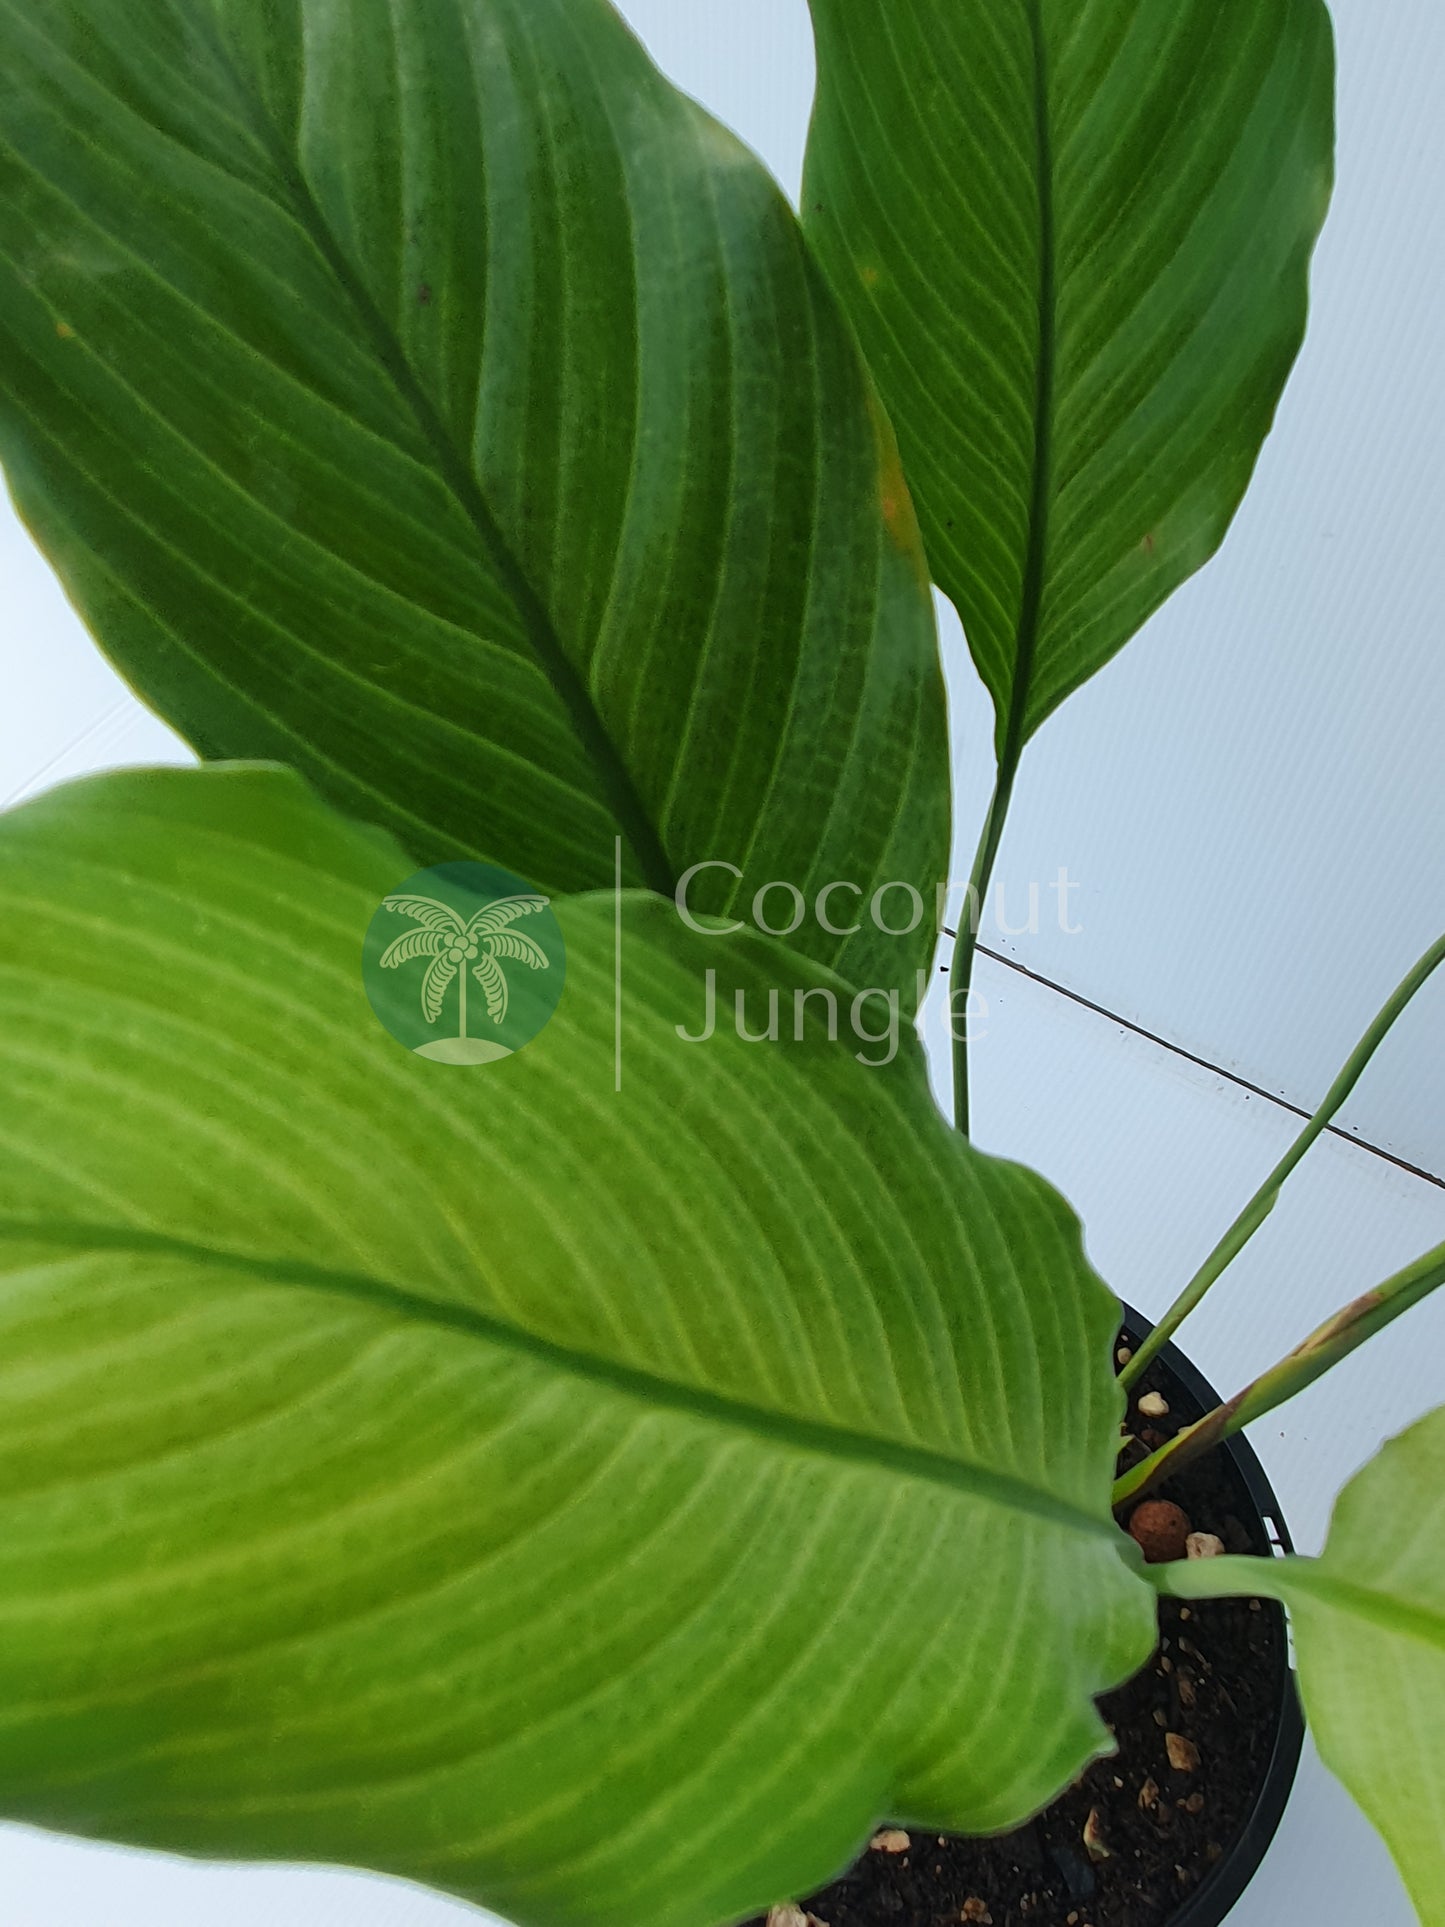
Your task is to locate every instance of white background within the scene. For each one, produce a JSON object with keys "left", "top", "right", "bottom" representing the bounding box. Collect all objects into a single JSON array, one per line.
[{"left": 2, "top": 1, "right": 1442, "bottom": 1922}]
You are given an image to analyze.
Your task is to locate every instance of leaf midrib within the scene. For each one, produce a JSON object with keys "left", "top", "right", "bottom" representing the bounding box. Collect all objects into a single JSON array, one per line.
[
  {"left": 1002, "top": 0, "right": 1058, "bottom": 782},
  {"left": 0, "top": 1217, "right": 1117, "bottom": 1545},
  {"left": 193, "top": 15, "right": 677, "bottom": 898}
]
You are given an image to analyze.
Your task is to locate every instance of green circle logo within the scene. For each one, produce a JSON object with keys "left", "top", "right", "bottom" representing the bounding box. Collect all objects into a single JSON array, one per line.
[{"left": 363, "top": 863, "right": 566, "bottom": 1065}]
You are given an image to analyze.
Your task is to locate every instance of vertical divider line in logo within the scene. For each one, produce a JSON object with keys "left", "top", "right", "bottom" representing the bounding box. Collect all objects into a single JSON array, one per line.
[{"left": 614, "top": 835, "right": 624, "bottom": 1094}]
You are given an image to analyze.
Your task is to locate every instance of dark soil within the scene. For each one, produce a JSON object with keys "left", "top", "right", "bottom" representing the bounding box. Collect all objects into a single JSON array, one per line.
[{"left": 742, "top": 1321, "right": 1290, "bottom": 1927}]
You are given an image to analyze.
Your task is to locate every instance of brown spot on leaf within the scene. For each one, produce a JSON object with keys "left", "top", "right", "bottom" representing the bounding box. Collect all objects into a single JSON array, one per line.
[{"left": 863, "top": 390, "right": 929, "bottom": 587}]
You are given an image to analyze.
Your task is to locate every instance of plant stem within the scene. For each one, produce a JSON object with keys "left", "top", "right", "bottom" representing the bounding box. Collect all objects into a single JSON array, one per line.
[
  {"left": 1145, "top": 1551, "right": 1294, "bottom": 1605},
  {"left": 1120, "top": 932, "right": 1445, "bottom": 1391},
  {"left": 950, "top": 761, "right": 1019, "bottom": 1135},
  {"left": 951, "top": 0, "right": 1056, "bottom": 1140},
  {"left": 1115, "top": 1238, "right": 1445, "bottom": 1508}
]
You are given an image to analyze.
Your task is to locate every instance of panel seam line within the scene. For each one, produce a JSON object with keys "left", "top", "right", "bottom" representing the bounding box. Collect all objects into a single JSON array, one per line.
[{"left": 970, "top": 943, "right": 1445, "bottom": 1191}]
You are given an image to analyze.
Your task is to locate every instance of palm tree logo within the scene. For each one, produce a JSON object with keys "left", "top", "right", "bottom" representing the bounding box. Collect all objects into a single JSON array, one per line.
[{"left": 378, "top": 891, "right": 553, "bottom": 1064}]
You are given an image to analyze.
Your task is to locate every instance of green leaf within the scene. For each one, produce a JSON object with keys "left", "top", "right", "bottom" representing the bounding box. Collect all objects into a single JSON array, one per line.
[
  {"left": 0, "top": 766, "right": 1153, "bottom": 1927},
  {"left": 803, "top": 0, "right": 1335, "bottom": 761},
  {"left": 0, "top": 0, "right": 947, "bottom": 999},
  {"left": 1159, "top": 1408, "right": 1445, "bottom": 1927}
]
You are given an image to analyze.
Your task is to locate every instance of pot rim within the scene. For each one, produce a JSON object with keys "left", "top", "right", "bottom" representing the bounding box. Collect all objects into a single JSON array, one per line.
[{"left": 1119, "top": 1302, "right": 1305, "bottom": 1927}]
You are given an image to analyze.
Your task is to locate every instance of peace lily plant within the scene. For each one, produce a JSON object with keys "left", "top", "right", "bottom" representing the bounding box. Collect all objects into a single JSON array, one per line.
[{"left": 0, "top": 3, "right": 1440, "bottom": 1926}]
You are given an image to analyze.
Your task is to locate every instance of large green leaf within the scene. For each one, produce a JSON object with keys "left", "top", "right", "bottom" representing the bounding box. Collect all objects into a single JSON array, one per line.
[
  {"left": 0, "top": 766, "right": 1152, "bottom": 1927},
  {"left": 803, "top": 0, "right": 1335, "bottom": 760},
  {"left": 1161, "top": 1407, "right": 1445, "bottom": 1927},
  {"left": 0, "top": 0, "right": 947, "bottom": 999}
]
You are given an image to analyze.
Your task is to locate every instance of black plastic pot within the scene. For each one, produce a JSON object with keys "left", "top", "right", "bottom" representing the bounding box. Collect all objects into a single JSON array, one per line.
[
  {"left": 1120, "top": 1304, "right": 1305, "bottom": 1927},
  {"left": 745, "top": 1307, "right": 1307, "bottom": 1927}
]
